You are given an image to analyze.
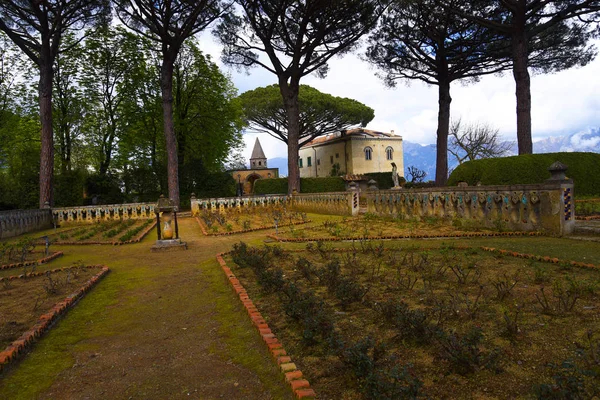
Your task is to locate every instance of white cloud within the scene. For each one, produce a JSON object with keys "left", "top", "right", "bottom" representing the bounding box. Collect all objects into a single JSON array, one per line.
[{"left": 198, "top": 31, "right": 600, "bottom": 160}]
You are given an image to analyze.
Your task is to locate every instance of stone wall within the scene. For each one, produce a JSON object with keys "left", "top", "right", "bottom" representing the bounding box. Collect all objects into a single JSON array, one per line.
[
  {"left": 52, "top": 203, "right": 156, "bottom": 224},
  {"left": 0, "top": 209, "right": 53, "bottom": 239},
  {"left": 191, "top": 192, "right": 359, "bottom": 217},
  {"left": 366, "top": 181, "right": 574, "bottom": 236}
]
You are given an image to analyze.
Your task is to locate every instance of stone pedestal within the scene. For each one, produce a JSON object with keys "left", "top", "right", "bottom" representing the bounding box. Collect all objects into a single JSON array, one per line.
[{"left": 151, "top": 239, "right": 188, "bottom": 252}]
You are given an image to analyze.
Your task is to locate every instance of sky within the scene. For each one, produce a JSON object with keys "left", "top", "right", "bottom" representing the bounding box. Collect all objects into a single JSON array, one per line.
[{"left": 198, "top": 32, "right": 600, "bottom": 162}]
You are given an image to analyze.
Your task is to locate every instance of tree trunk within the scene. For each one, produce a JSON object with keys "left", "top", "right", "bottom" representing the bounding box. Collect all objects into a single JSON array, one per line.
[
  {"left": 512, "top": 12, "right": 533, "bottom": 154},
  {"left": 38, "top": 47, "right": 54, "bottom": 208},
  {"left": 279, "top": 77, "right": 301, "bottom": 194},
  {"left": 435, "top": 78, "right": 451, "bottom": 186},
  {"left": 161, "top": 53, "right": 180, "bottom": 207}
]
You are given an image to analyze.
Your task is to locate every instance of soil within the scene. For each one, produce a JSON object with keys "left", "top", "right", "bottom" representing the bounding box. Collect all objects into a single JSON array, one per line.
[
  {"left": 226, "top": 242, "right": 600, "bottom": 399},
  {"left": 197, "top": 207, "right": 306, "bottom": 235},
  {"left": 276, "top": 215, "right": 501, "bottom": 240}
]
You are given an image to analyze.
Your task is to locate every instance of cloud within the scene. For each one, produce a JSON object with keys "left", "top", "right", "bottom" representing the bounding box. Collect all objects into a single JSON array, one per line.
[{"left": 198, "top": 31, "right": 600, "bottom": 159}]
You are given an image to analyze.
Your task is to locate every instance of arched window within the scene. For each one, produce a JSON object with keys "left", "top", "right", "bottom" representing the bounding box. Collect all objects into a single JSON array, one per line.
[
  {"left": 386, "top": 146, "right": 393, "bottom": 160},
  {"left": 364, "top": 146, "right": 372, "bottom": 161}
]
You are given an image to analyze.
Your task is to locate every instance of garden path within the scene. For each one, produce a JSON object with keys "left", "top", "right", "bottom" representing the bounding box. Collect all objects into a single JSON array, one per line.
[{"left": 0, "top": 217, "right": 293, "bottom": 400}]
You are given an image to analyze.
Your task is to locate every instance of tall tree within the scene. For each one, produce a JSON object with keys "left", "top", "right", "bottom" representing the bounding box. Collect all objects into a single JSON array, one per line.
[
  {"left": 215, "top": 0, "right": 384, "bottom": 194},
  {"left": 0, "top": 0, "right": 110, "bottom": 207},
  {"left": 81, "top": 26, "right": 144, "bottom": 176},
  {"left": 115, "top": 0, "right": 225, "bottom": 207},
  {"left": 172, "top": 39, "right": 244, "bottom": 195},
  {"left": 238, "top": 84, "right": 374, "bottom": 147},
  {"left": 441, "top": 0, "right": 600, "bottom": 155},
  {"left": 367, "top": 0, "right": 511, "bottom": 185},
  {"left": 53, "top": 33, "right": 85, "bottom": 174}
]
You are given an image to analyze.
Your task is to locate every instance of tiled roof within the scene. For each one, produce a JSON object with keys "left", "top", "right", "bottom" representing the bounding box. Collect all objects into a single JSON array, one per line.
[{"left": 302, "top": 128, "right": 400, "bottom": 148}]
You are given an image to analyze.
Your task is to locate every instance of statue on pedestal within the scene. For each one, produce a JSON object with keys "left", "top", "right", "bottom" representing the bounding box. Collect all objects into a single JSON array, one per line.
[{"left": 391, "top": 162, "right": 401, "bottom": 189}]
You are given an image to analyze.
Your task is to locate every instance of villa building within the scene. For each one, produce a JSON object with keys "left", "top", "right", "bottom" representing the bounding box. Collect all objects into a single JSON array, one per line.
[{"left": 298, "top": 128, "right": 404, "bottom": 178}]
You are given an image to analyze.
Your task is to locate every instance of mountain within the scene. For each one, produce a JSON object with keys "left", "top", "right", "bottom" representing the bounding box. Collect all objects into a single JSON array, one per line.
[{"left": 533, "top": 128, "right": 600, "bottom": 153}]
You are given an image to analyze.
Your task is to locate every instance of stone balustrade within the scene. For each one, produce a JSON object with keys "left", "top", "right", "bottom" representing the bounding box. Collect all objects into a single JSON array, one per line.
[
  {"left": 191, "top": 192, "right": 359, "bottom": 217},
  {"left": 52, "top": 203, "right": 156, "bottom": 224},
  {"left": 191, "top": 195, "right": 290, "bottom": 216},
  {"left": 0, "top": 209, "right": 53, "bottom": 239},
  {"left": 291, "top": 191, "right": 359, "bottom": 216},
  {"left": 367, "top": 180, "right": 574, "bottom": 236}
]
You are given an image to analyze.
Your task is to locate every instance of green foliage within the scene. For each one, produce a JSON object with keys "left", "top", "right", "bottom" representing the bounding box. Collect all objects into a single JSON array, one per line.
[
  {"left": 448, "top": 152, "right": 600, "bottom": 196},
  {"left": 254, "top": 177, "right": 346, "bottom": 194},
  {"left": 238, "top": 84, "right": 374, "bottom": 145}
]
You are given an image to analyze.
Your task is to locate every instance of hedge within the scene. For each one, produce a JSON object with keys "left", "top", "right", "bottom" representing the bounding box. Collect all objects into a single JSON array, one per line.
[
  {"left": 447, "top": 152, "right": 600, "bottom": 196},
  {"left": 254, "top": 177, "right": 346, "bottom": 194}
]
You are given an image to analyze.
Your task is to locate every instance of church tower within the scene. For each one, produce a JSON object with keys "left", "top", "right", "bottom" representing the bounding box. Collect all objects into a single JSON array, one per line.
[{"left": 250, "top": 138, "right": 267, "bottom": 169}]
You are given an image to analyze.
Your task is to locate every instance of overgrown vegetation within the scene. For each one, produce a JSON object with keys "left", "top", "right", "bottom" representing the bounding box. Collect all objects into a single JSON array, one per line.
[{"left": 227, "top": 242, "right": 600, "bottom": 399}]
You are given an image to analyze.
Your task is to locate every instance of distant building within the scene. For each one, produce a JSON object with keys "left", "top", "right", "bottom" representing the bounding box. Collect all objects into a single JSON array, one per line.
[
  {"left": 230, "top": 138, "right": 279, "bottom": 195},
  {"left": 298, "top": 128, "right": 404, "bottom": 178}
]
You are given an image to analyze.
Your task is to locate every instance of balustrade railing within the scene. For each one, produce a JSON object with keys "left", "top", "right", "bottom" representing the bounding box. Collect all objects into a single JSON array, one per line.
[
  {"left": 367, "top": 181, "right": 574, "bottom": 235},
  {"left": 0, "top": 209, "right": 53, "bottom": 239},
  {"left": 52, "top": 203, "right": 156, "bottom": 224}
]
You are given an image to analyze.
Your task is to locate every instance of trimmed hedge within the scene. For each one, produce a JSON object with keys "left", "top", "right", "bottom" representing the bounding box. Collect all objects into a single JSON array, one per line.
[
  {"left": 448, "top": 152, "right": 600, "bottom": 196},
  {"left": 254, "top": 177, "right": 346, "bottom": 194}
]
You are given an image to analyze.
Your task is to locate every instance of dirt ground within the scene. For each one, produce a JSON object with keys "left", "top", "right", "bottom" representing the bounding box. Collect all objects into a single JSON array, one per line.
[{"left": 0, "top": 217, "right": 293, "bottom": 399}]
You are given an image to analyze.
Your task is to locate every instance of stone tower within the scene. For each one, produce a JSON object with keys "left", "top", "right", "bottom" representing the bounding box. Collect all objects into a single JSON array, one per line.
[{"left": 250, "top": 138, "right": 267, "bottom": 169}]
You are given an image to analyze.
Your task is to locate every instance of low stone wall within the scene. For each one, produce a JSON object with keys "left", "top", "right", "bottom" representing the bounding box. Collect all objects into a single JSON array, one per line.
[
  {"left": 191, "top": 192, "right": 359, "bottom": 217},
  {"left": 292, "top": 191, "right": 359, "bottom": 216},
  {"left": 191, "top": 195, "right": 289, "bottom": 216},
  {"left": 367, "top": 180, "right": 574, "bottom": 236},
  {"left": 0, "top": 209, "right": 53, "bottom": 240},
  {"left": 52, "top": 203, "right": 156, "bottom": 224}
]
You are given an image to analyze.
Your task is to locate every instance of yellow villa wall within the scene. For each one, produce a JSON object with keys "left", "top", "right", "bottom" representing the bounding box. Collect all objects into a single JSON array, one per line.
[{"left": 299, "top": 137, "right": 404, "bottom": 178}]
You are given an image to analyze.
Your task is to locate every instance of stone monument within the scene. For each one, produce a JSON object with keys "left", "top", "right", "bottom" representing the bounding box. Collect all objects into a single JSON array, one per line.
[{"left": 151, "top": 195, "right": 187, "bottom": 252}]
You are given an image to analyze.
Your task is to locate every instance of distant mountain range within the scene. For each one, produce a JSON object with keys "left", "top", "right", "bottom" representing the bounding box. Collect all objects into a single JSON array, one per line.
[{"left": 263, "top": 128, "right": 600, "bottom": 179}]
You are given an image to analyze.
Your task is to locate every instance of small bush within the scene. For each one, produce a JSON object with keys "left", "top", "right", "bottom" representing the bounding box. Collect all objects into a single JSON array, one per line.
[{"left": 435, "top": 327, "right": 502, "bottom": 375}]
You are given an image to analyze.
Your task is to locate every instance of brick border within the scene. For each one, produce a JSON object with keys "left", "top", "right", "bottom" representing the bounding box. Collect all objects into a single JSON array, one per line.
[
  {"left": 0, "top": 251, "right": 63, "bottom": 271},
  {"left": 196, "top": 217, "right": 310, "bottom": 237},
  {"left": 480, "top": 246, "right": 599, "bottom": 270},
  {"left": 216, "top": 253, "right": 316, "bottom": 399},
  {"left": 0, "top": 264, "right": 110, "bottom": 374},
  {"left": 268, "top": 230, "right": 545, "bottom": 242}
]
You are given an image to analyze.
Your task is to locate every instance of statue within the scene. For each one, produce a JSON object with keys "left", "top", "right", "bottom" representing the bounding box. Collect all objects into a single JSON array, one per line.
[{"left": 391, "top": 162, "right": 401, "bottom": 188}]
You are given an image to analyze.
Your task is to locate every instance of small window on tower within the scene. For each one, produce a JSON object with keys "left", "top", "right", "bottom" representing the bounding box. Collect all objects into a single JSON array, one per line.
[
  {"left": 258, "top": 161, "right": 262, "bottom": 166},
  {"left": 336, "top": 153, "right": 339, "bottom": 158},
  {"left": 307, "top": 157, "right": 312, "bottom": 167},
  {"left": 330, "top": 155, "right": 334, "bottom": 164}
]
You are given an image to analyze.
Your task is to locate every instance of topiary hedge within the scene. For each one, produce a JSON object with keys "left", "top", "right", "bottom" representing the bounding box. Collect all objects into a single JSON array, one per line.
[
  {"left": 254, "top": 177, "right": 346, "bottom": 194},
  {"left": 447, "top": 152, "right": 600, "bottom": 196}
]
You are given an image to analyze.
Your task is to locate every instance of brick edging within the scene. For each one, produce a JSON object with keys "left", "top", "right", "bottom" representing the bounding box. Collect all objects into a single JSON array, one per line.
[
  {"left": 480, "top": 246, "right": 599, "bottom": 270},
  {"left": 575, "top": 215, "right": 600, "bottom": 221},
  {"left": 215, "top": 253, "right": 316, "bottom": 399},
  {"left": 196, "top": 217, "right": 311, "bottom": 237},
  {"left": 268, "top": 230, "right": 544, "bottom": 242},
  {"left": 0, "top": 264, "right": 110, "bottom": 374},
  {"left": 0, "top": 251, "right": 64, "bottom": 271}
]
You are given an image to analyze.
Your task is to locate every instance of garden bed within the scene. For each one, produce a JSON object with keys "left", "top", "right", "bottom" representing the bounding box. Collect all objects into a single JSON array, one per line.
[
  {"left": 270, "top": 214, "right": 543, "bottom": 242},
  {"left": 196, "top": 207, "right": 308, "bottom": 236},
  {"left": 0, "top": 264, "right": 109, "bottom": 372},
  {"left": 223, "top": 241, "right": 600, "bottom": 399},
  {"left": 39, "top": 219, "right": 155, "bottom": 245}
]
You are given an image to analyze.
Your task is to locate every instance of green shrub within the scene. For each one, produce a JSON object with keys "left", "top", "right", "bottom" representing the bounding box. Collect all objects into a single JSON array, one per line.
[
  {"left": 254, "top": 176, "right": 346, "bottom": 194},
  {"left": 448, "top": 152, "right": 600, "bottom": 196}
]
